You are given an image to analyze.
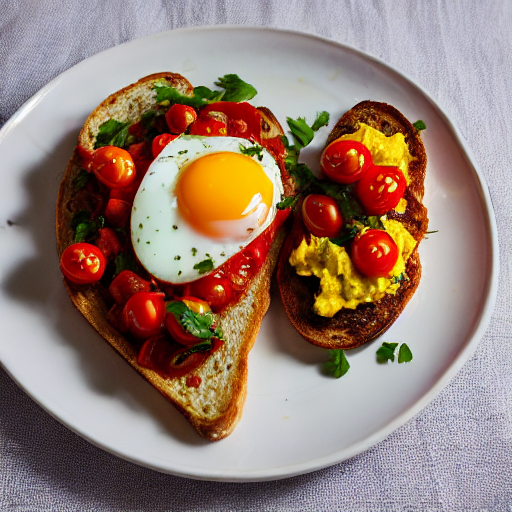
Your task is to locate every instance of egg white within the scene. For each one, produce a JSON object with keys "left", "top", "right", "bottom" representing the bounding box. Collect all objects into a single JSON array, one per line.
[{"left": 131, "top": 135, "right": 284, "bottom": 284}]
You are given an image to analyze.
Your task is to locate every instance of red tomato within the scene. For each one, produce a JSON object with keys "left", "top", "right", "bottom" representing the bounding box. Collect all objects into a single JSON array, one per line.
[
  {"left": 152, "top": 133, "right": 178, "bottom": 158},
  {"left": 94, "top": 227, "right": 121, "bottom": 261},
  {"left": 105, "top": 197, "right": 131, "bottom": 228},
  {"left": 302, "top": 194, "right": 344, "bottom": 238},
  {"left": 60, "top": 243, "right": 106, "bottom": 284},
  {"left": 356, "top": 164, "right": 406, "bottom": 215},
  {"left": 321, "top": 139, "right": 373, "bottom": 184},
  {"left": 351, "top": 229, "right": 398, "bottom": 278},
  {"left": 165, "top": 313, "right": 201, "bottom": 347},
  {"left": 189, "top": 116, "right": 227, "bottom": 136},
  {"left": 122, "top": 291, "right": 166, "bottom": 339},
  {"left": 108, "top": 270, "right": 151, "bottom": 305},
  {"left": 189, "top": 273, "right": 233, "bottom": 313},
  {"left": 165, "top": 104, "right": 198, "bottom": 134},
  {"left": 90, "top": 146, "right": 136, "bottom": 188}
]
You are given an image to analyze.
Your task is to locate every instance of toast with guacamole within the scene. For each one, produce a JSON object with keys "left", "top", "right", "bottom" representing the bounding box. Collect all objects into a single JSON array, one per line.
[{"left": 277, "top": 101, "right": 428, "bottom": 350}]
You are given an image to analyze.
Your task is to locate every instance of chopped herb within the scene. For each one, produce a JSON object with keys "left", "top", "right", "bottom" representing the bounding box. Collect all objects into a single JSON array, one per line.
[
  {"left": 323, "top": 349, "right": 350, "bottom": 378},
  {"left": 166, "top": 300, "right": 223, "bottom": 341},
  {"left": 174, "top": 255, "right": 181, "bottom": 260},
  {"left": 191, "top": 248, "right": 197, "bottom": 256},
  {"left": 286, "top": 111, "right": 330, "bottom": 149},
  {"left": 114, "top": 252, "right": 138, "bottom": 276},
  {"left": 398, "top": 343, "right": 413, "bottom": 363},
  {"left": 178, "top": 271, "right": 182, "bottom": 276},
  {"left": 311, "top": 111, "right": 330, "bottom": 131},
  {"left": 94, "top": 119, "right": 131, "bottom": 149},
  {"left": 413, "top": 120, "right": 426, "bottom": 131},
  {"left": 173, "top": 225, "right": 178, "bottom": 230},
  {"left": 376, "top": 342, "right": 399, "bottom": 363},
  {"left": 277, "top": 195, "right": 299, "bottom": 210},
  {"left": 70, "top": 210, "right": 104, "bottom": 242},
  {"left": 239, "top": 143, "right": 263, "bottom": 161},
  {"left": 72, "top": 169, "right": 91, "bottom": 192},
  {"left": 139, "top": 223, "right": 143, "bottom": 229},
  {"left": 178, "top": 150, "right": 188, "bottom": 155},
  {"left": 193, "top": 258, "right": 214, "bottom": 275}
]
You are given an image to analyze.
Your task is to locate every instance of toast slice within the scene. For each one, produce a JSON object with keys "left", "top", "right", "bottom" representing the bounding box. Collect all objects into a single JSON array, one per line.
[
  {"left": 277, "top": 101, "right": 428, "bottom": 350},
  {"left": 56, "top": 73, "right": 291, "bottom": 440}
]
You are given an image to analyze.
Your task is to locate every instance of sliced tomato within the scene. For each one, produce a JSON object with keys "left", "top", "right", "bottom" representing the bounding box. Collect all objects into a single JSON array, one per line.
[
  {"left": 188, "top": 116, "right": 227, "bottom": 137},
  {"left": 165, "top": 313, "right": 201, "bottom": 347},
  {"left": 165, "top": 104, "right": 197, "bottom": 134},
  {"left": 189, "top": 273, "right": 233, "bottom": 313},
  {"left": 94, "top": 227, "right": 121, "bottom": 261},
  {"left": 321, "top": 139, "right": 373, "bottom": 184},
  {"left": 122, "top": 291, "right": 166, "bottom": 339},
  {"left": 356, "top": 164, "right": 406, "bottom": 215},
  {"left": 105, "top": 198, "right": 131, "bottom": 228},
  {"left": 351, "top": 229, "right": 398, "bottom": 278},
  {"left": 302, "top": 194, "right": 343, "bottom": 238},
  {"left": 60, "top": 243, "right": 106, "bottom": 284},
  {"left": 152, "top": 133, "right": 178, "bottom": 158},
  {"left": 90, "top": 146, "right": 136, "bottom": 188},
  {"left": 109, "top": 270, "right": 151, "bottom": 305}
]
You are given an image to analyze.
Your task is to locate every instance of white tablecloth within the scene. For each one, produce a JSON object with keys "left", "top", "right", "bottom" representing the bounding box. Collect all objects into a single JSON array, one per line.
[{"left": 1, "top": 0, "right": 511, "bottom": 510}]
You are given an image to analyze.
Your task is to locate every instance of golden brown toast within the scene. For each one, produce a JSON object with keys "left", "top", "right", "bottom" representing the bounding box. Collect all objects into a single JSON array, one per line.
[
  {"left": 277, "top": 101, "right": 428, "bottom": 350},
  {"left": 56, "top": 73, "right": 291, "bottom": 440}
]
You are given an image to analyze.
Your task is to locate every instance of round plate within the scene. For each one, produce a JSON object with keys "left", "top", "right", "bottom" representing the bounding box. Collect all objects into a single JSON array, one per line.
[{"left": 0, "top": 27, "right": 498, "bottom": 481}]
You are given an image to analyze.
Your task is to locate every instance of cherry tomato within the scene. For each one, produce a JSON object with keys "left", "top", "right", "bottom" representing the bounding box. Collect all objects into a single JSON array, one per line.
[
  {"left": 351, "top": 229, "right": 399, "bottom": 278},
  {"left": 122, "top": 291, "right": 166, "bottom": 339},
  {"left": 301, "top": 194, "right": 344, "bottom": 238},
  {"left": 165, "top": 104, "right": 198, "bottom": 134},
  {"left": 165, "top": 297, "right": 212, "bottom": 347},
  {"left": 60, "top": 243, "right": 106, "bottom": 284},
  {"left": 321, "top": 139, "right": 373, "bottom": 184},
  {"left": 152, "top": 133, "right": 178, "bottom": 158},
  {"left": 90, "top": 146, "right": 136, "bottom": 188},
  {"left": 108, "top": 270, "right": 151, "bottom": 306},
  {"left": 104, "top": 197, "right": 131, "bottom": 228},
  {"left": 355, "top": 164, "right": 406, "bottom": 215},
  {"left": 189, "top": 273, "right": 233, "bottom": 313},
  {"left": 188, "top": 116, "right": 228, "bottom": 136}
]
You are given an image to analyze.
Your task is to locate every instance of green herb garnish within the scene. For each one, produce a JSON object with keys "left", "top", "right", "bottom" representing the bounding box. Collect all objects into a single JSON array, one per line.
[
  {"left": 72, "top": 169, "right": 91, "bottom": 192},
  {"left": 239, "top": 143, "right": 263, "bottom": 161},
  {"left": 70, "top": 210, "right": 104, "bottom": 242},
  {"left": 286, "top": 111, "right": 330, "bottom": 149},
  {"left": 323, "top": 349, "right": 350, "bottom": 378},
  {"left": 214, "top": 74, "right": 257, "bottom": 102},
  {"left": 114, "top": 252, "right": 138, "bottom": 276},
  {"left": 193, "top": 258, "right": 214, "bottom": 275},
  {"left": 166, "top": 300, "right": 223, "bottom": 341},
  {"left": 398, "top": 343, "right": 413, "bottom": 363},
  {"left": 376, "top": 342, "right": 399, "bottom": 363},
  {"left": 94, "top": 119, "right": 131, "bottom": 149},
  {"left": 413, "top": 120, "right": 426, "bottom": 131}
]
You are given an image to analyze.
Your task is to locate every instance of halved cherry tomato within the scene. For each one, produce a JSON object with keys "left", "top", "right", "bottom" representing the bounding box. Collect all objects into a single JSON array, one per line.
[
  {"left": 165, "top": 104, "right": 198, "bottom": 134},
  {"left": 302, "top": 194, "right": 344, "bottom": 238},
  {"left": 90, "top": 146, "right": 136, "bottom": 188},
  {"left": 165, "top": 297, "right": 212, "bottom": 347},
  {"left": 60, "top": 243, "right": 106, "bottom": 284},
  {"left": 122, "top": 291, "right": 165, "bottom": 339},
  {"left": 105, "top": 197, "right": 131, "bottom": 228},
  {"left": 356, "top": 164, "right": 406, "bottom": 215},
  {"left": 109, "top": 270, "right": 151, "bottom": 305},
  {"left": 321, "top": 139, "right": 373, "bottom": 184},
  {"left": 189, "top": 273, "right": 233, "bottom": 313},
  {"left": 351, "top": 229, "right": 398, "bottom": 278},
  {"left": 188, "top": 116, "right": 227, "bottom": 137},
  {"left": 152, "top": 133, "right": 178, "bottom": 158}
]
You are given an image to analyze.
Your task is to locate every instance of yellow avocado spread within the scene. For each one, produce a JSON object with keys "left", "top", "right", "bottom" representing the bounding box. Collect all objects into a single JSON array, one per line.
[{"left": 289, "top": 219, "right": 417, "bottom": 318}]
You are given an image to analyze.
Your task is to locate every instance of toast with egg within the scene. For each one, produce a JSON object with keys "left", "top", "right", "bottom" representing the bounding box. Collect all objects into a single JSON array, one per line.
[
  {"left": 56, "top": 73, "right": 293, "bottom": 440},
  {"left": 277, "top": 101, "right": 428, "bottom": 350}
]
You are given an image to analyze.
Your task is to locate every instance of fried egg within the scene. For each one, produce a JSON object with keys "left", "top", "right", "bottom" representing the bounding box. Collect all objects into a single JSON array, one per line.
[{"left": 131, "top": 135, "right": 284, "bottom": 284}]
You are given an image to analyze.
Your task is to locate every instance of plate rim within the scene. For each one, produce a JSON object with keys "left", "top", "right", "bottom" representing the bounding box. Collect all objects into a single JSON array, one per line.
[{"left": 0, "top": 25, "right": 500, "bottom": 482}]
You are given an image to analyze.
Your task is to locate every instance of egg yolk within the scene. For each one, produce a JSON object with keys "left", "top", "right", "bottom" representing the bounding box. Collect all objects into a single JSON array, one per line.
[{"left": 176, "top": 151, "right": 274, "bottom": 240}]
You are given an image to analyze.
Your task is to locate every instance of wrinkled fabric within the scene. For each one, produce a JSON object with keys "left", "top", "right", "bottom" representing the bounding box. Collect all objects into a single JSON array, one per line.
[{"left": 1, "top": 0, "right": 512, "bottom": 510}]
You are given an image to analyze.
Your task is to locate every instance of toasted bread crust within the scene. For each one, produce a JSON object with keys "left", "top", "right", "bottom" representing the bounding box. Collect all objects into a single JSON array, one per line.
[
  {"left": 277, "top": 101, "right": 428, "bottom": 350},
  {"left": 56, "top": 73, "right": 289, "bottom": 440}
]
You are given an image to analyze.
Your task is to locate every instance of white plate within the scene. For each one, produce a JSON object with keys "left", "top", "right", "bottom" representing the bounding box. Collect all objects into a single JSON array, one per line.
[{"left": 0, "top": 27, "right": 498, "bottom": 481}]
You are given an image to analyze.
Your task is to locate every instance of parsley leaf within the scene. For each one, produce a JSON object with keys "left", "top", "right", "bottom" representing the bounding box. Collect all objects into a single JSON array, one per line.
[
  {"left": 114, "top": 252, "right": 138, "bottom": 276},
  {"left": 214, "top": 74, "right": 257, "bottom": 102},
  {"left": 166, "top": 300, "right": 223, "bottom": 341},
  {"left": 413, "top": 120, "right": 426, "bottom": 131},
  {"left": 239, "top": 143, "right": 263, "bottom": 161},
  {"left": 398, "top": 343, "right": 413, "bottom": 363},
  {"left": 193, "top": 258, "right": 214, "bottom": 275},
  {"left": 277, "top": 195, "right": 299, "bottom": 210},
  {"left": 72, "top": 169, "right": 91, "bottom": 192},
  {"left": 376, "top": 342, "right": 399, "bottom": 363},
  {"left": 70, "top": 210, "right": 104, "bottom": 242},
  {"left": 311, "top": 111, "right": 330, "bottom": 131},
  {"left": 94, "top": 119, "right": 131, "bottom": 149},
  {"left": 286, "top": 111, "right": 330, "bottom": 149},
  {"left": 323, "top": 349, "right": 350, "bottom": 378}
]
